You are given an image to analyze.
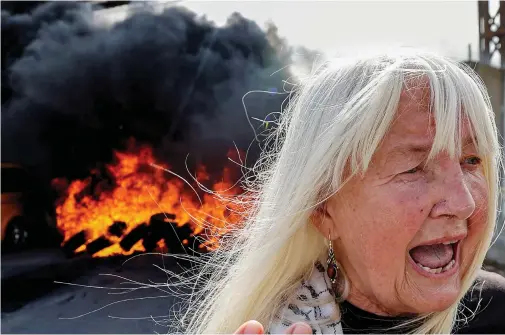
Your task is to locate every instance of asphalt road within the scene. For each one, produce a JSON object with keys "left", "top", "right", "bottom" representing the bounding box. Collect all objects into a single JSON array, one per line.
[
  {"left": 1, "top": 250, "right": 186, "bottom": 334},
  {"left": 2, "top": 249, "right": 503, "bottom": 334}
]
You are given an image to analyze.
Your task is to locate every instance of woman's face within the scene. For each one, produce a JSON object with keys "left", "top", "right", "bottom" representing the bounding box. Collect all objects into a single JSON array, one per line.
[{"left": 322, "top": 87, "right": 489, "bottom": 315}]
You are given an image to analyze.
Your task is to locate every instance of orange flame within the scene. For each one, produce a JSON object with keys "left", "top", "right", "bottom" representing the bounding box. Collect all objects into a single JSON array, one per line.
[{"left": 54, "top": 140, "right": 244, "bottom": 257}]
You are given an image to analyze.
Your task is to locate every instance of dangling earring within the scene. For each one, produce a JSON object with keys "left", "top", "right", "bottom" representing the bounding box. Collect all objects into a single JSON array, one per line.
[{"left": 326, "top": 234, "right": 349, "bottom": 303}]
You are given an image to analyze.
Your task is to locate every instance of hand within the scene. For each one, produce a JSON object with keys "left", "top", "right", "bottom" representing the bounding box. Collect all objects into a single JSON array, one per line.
[{"left": 234, "top": 320, "right": 312, "bottom": 334}]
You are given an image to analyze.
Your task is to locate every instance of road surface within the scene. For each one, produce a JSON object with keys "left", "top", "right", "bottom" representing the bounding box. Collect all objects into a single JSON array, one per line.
[
  {"left": 1, "top": 251, "right": 186, "bottom": 334},
  {"left": 2, "top": 249, "right": 504, "bottom": 334}
]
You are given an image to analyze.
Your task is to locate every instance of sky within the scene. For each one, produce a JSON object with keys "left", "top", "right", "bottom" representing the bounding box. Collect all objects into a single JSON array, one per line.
[
  {"left": 94, "top": 1, "right": 502, "bottom": 67},
  {"left": 138, "top": 0, "right": 501, "bottom": 67}
]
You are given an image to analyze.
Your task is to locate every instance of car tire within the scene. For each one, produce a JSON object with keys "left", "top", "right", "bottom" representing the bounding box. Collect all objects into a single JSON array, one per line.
[{"left": 3, "top": 217, "right": 32, "bottom": 252}]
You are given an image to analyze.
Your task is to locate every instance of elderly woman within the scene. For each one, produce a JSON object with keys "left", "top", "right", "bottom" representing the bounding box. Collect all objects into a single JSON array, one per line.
[{"left": 178, "top": 49, "right": 505, "bottom": 334}]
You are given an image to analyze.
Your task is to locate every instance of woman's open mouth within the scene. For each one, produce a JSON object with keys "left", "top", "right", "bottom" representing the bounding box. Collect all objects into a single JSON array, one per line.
[{"left": 408, "top": 239, "right": 461, "bottom": 278}]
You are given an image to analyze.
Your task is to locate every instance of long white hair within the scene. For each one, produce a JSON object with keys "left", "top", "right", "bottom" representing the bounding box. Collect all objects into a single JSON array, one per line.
[{"left": 175, "top": 48, "right": 502, "bottom": 334}]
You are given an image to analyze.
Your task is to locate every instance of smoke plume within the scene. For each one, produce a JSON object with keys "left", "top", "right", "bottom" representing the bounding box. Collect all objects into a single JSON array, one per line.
[{"left": 2, "top": 2, "right": 293, "bottom": 182}]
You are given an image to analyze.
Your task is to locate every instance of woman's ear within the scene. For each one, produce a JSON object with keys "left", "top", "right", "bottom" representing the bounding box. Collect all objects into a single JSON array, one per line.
[{"left": 311, "top": 202, "right": 340, "bottom": 240}]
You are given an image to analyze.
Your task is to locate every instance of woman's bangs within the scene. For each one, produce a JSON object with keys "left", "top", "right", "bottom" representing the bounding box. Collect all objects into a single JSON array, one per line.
[{"left": 426, "top": 62, "right": 495, "bottom": 162}]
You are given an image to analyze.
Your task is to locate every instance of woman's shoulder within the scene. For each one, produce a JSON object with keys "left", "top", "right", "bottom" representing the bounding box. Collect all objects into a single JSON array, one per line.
[{"left": 455, "top": 269, "right": 505, "bottom": 334}]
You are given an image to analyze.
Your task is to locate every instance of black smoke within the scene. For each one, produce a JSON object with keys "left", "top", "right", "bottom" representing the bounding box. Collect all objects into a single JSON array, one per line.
[{"left": 1, "top": 1, "right": 293, "bottom": 183}]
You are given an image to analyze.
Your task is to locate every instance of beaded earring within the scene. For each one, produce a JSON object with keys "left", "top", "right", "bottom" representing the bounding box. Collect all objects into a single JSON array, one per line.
[{"left": 326, "top": 235, "right": 349, "bottom": 302}]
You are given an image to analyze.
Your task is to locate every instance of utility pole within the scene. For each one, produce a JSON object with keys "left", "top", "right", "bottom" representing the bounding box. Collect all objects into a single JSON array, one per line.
[
  {"left": 478, "top": 1, "right": 504, "bottom": 67},
  {"left": 478, "top": 0, "right": 504, "bottom": 136}
]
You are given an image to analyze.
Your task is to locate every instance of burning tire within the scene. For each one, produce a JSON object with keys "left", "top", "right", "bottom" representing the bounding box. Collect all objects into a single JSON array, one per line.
[{"left": 3, "top": 216, "right": 32, "bottom": 252}]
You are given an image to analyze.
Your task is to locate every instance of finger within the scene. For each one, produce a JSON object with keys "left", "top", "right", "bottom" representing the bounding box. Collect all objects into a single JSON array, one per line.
[
  {"left": 285, "top": 322, "right": 312, "bottom": 335},
  {"left": 234, "top": 320, "right": 265, "bottom": 335}
]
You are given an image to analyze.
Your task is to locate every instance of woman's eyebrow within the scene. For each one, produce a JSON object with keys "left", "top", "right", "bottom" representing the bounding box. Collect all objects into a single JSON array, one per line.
[
  {"left": 381, "top": 144, "right": 431, "bottom": 168},
  {"left": 462, "top": 135, "right": 478, "bottom": 149},
  {"left": 388, "top": 144, "right": 432, "bottom": 158},
  {"left": 388, "top": 135, "right": 478, "bottom": 161}
]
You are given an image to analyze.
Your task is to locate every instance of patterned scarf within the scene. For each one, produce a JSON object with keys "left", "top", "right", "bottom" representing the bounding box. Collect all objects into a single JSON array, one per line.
[{"left": 267, "top": 262, "right": 344, "bottom": 334}]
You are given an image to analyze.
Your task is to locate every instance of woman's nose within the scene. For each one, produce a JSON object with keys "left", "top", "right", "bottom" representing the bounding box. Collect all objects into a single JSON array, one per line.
[{"left": 429, "top": 167, "right": 476, "bottom": 220}]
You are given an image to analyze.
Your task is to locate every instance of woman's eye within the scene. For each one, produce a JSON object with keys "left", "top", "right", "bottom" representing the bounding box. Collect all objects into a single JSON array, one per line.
[
  {"left": 463, "top": 156, "right": 482, "bottom": 166},
  {"left": 404, "top": 167, "right": 420, "bottom": 174}
]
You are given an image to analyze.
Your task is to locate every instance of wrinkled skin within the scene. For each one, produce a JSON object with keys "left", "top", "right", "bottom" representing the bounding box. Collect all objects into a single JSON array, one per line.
[{"left": 315, "top": 86, "right": 488, "bottom": 316}]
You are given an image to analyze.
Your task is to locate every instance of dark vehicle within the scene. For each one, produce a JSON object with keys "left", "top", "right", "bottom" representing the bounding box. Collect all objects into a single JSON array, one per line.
[{"left": 1, "top": 163, "right": 62, "bottom": 252}]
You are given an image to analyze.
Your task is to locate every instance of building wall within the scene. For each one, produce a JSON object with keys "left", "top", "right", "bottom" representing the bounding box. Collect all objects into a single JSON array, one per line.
[
  {"left": 476, "top": 64, "right": 504, "bottom": 136},
  {"left": 474, "top": 63, "right": 505, "bottom": 266}
]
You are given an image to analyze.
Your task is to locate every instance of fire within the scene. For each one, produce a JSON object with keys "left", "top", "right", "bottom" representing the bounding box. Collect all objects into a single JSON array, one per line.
[{"left": 53, "top": 139, "right": 244, "bottom": 257}]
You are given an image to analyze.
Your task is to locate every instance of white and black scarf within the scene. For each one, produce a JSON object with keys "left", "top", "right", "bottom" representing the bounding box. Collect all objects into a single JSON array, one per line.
[{"left": 267, "top": 262, "right": 344, "bottom": 334}]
